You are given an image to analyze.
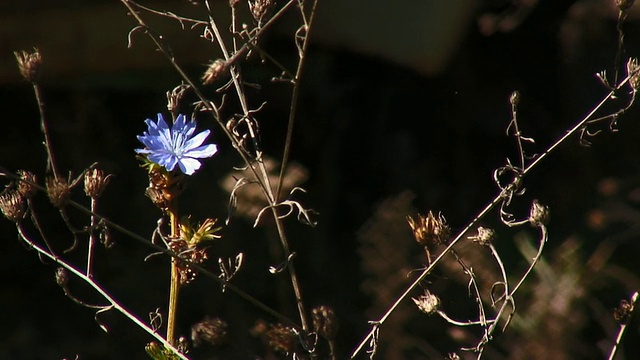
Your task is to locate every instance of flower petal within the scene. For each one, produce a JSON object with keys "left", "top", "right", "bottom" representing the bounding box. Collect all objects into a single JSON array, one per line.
[
  {"left": 184, "top": 143, "right": 218, "bottom": 158},
  {"left": 178, "top": 157, "right": 202, "bottom": 175}
]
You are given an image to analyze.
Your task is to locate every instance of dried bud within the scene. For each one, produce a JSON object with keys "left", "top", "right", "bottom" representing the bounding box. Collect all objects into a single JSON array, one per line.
[
  {"left": 407, "top": 211, "right": 451, "bottom": 247},
  {"left": 229, "top": 0, "right": 240, "bottom": 6},
  {"left": 0, "top": 190, "right": 27, "bottom": 222},
  {"left": 529, "top": 200, "right": 549, "bottom": 227},
  {"left": 446, "top": 353, "right": 461, "bottom": 360},
  {"left": 249, "top": 0, "right": 274, "bottom": 24},
  {"left": 468, "top": 226, "right": 496, "bottom": 246},
  {"left": 166, "top": 84, "right": 189, "bottom": 113},
  {"left": 202, "top": 59, "right": 228, "bottom": 85},
  {"left": 55, "top": 267, "right": 69, "bottom": 287},
  {"left": 509, "top": 90, "right": 520, "bottom": 107},
  {"left": 614, "top": 299, "right": 634, "bottom": 324},
  {"left": 627, "top": 58, "right": 640, "bottom": 91},
  {"left": 145, "top": 186, "right": 169, "bottom": 210},
  {"left": 14, "top": 48, "right": 42, "bottom": 83},
  {"left": 312, "top": 305, "right": 338, "bottom": 340},
  {"left": 412, "top": 290, "right": 440, "bottom": 315},
  {"left": 616, "top": 0, "right": 635, "bottom": 11},
  {"left": 265, "top": 323, "right": 296, "bottom": 355},
  {"left": 46, "top": 177, "right": 70, "bottom": 208},
  {"left": 84, "top": 167, "right": 111, "bottom": 198},
  {"left": 191, "top": 317, "right": 228, "bottom": 346},
  {"left": 16, "top": 170, "right": 38, "bottom": 200}
]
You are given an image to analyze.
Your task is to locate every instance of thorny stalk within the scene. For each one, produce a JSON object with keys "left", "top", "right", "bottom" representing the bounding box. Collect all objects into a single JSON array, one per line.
[
  {"left": 15, "top": 223, "right": 188, "bottom": 360},
  {"left": 351, "top": 71, "right": 638, "bottom": 359}
]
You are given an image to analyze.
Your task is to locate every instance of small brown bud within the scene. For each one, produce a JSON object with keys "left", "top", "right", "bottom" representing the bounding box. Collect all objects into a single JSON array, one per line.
[
  {"left": 510, "top": 90, "right": 520, "bottom": 107},
  {"left": 412, "top": 290, "right": 440, "bottom": 315},
  {"left": 0, "top": 190, "right": 27, "bottom": 222},
  {"left": 627, "top": 58, "right": 640, "bottom": 91},
  {"left": 46, "top": 177, "right": 70, "bottom": 208},
  {"left": 616, "top": 0, "right": 635, "bottom": 11},
  {"left": 249, "top": 0, "right": 274, "bottom": 24},
  {"left": 407, "top": 211, "right": 451, "bottom": 247},
  {"left": 84, "top": 167, "right": 111, "bottom": 198},
  {"left": 265, "top": 323, "right": 296, "bottom": 355},
  {"left": 14, "top": 48, "right": 42, "bottom": 83},
  {"left": 191, "top": 317, "right": 228, "bottom": 346},
  {"left": 529, "top": 200, "right": 550, "bottom": 227},
  {"left": 17, "top": 170, "right": 37, "bottom": 199},
  {"left": 229, "top": 0, "right": 240, "bottom": 6},
  {"left": 312, "top": 305, "right": 338, "bottom": 340},
  {"left": 614, "top": 298, "right": 635, "bottom": 324},
  {"left": 202, "top": 59, "right": 228, "bottom": 85},
  {"left": 469, "top": 226, "right": 496, "bottom": 246},
  {"left": 55, "top": 267, "right": 69, "bottom": 287}
]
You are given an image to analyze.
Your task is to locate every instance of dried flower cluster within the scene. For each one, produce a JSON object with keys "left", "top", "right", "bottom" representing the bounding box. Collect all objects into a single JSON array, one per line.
[{"left": 407, "top": 211, "right": 451, "bottom": 247}]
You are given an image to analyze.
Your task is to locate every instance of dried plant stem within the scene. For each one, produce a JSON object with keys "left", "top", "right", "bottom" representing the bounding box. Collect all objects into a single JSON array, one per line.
[
  {"left": 351, "top": 76, "right": 633, "bottom": 359},
  {"left": 608, "top": 291, "right": 639, "bottom": 360},
  {"left": 32, "top": 84, "right": 59, "bottom": 178},
  {"left": 167, "top": 205, "right": 180, "bottom": 346},
  {"left": 205, "top": 0, "right": 311, "bottom": 331},
  {"left": 276, "top": 0, "right": 319, "bottom": 200},
  {"left": 15, "top": 224, "right": 188, "bottom": 360},
  {"left": 86, "top": 197, "right": 97, "bottom": 277}
]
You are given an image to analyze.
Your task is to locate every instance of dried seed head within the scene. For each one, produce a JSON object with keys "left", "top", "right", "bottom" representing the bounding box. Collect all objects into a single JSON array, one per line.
[
  {"left": 202, "top": 59, "right": 227, "bottom": 85},
  {"left": 407, "top": 211, "right": 451, "bottom": 247},
  {"left": 265, "top": 323, "right": 296, "bottom": 355},
  {"left": 55, "top": 267, "right": 69, "bottom": 287},
  {"left": 191, "top": 317, "right": 229, "bottom": 347},
  {"left": 469, "top": 226, "right": 496, "bottom": 246},
  {"left": 229, "top": 0, "right": 240, "bottom": 6},
  {"left": 46, "top": 177, "right": 70, "bottom": 208},
  {"left": 627, "top": 58, "right": 640, "bottom": 91},
  {"left": 17, "top": 170, "right": 37, "bottom": 199},
  {"left": 312, "top": 305, "right": 339, "bottom": 340},
  {"left": 249, "top": 0, "right": 274, "bottom": 24},
  {"left": 145, "top": 186, "right": 169, "bottom": 211},
  {"left": 529, "top": 200, "right": 550, "bottom": 227},
  {"left": 447, "top": 353, "right": 461, "bottom": 360},
  {"left": 84, "top": 167, "right": 111, "bottom": 198},
  {"left": 14, "top": 48, "right": 42, "bottom": 83},
  {"left": 614, "top": 299, "right": 634, "bottom": 324},
  {"left": 616, "top": 0, "right": 635, "bottom": 11},
  {"left": 0, "top": 190, "right": 27, "bottom": 222},
  {"left": 412, "top": 290, "right": 440, "bottom": 315}
]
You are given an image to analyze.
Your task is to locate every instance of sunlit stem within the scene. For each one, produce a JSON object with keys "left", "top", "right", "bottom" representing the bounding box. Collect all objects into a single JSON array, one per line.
[{"left": 167, "top": 203, "right": 180, "bottom": 346}]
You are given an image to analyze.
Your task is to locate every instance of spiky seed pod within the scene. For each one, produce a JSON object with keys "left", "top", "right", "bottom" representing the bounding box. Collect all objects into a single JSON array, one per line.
[
  {"left": 202, "top": 59, "right": 227, "bottom": 85},
  {"left": 249, "top": 0, "right": 274, "bottom": 23},
  {"left": 14, "top": 48, "right": 42, "bottom": 83},
  {"left": 407, "top": 211, "right": 451, "bottom": 247},
  {"left": 46, "top": 177, "right": 70, "bottom": 208},
  {"left": 55, "top": 267, "right": 69, "bottom": 287},
  {"left": 412, "top": 290, "right": 440, "bottom": 315},
  {"left": 17, "top": 170, "right": 37, "bottom": 199},
  {"left": 627, "top": 58, "right": 640, "bottom": 91},
  {"left": 529, "top": 200, "right": 550, "bottom": 227},
  {"left": 265, "top": 323, "right": 296, "bottom": 355},
  {"left": 312, "top": 305, "right": 339, "bottom": 340},
  {"left": 84, "top": 167, "right": 111, "bottom": 198},
  {"left": 191, "top": 317, "right": 229, "bottom": 346},
  {"left": 469, "top": 226, "right": 496, "bottom": 246},
  {"left": 0, "top": 190, "right": 27, "bottom": 222}
]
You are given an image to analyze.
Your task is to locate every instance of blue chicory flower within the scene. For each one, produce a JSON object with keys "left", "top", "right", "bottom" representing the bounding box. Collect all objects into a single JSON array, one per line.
[{"left": 136, "top": 113, "right": 218, "bottom": 175}]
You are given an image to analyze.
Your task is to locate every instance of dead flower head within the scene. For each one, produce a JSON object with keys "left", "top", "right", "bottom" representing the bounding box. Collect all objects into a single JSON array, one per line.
[
  {"left": 84, "top": 167, "right": 111, "bottom": 198},
  {"left": 46, "top": 177, "right": 70, "bottom": 208},
  {"left": 412, "top": 290, "right": 440, "bottom": 315},
  {"left": 14, "top": 48, "right": 42, "bottom": 83},
  {"left": 0, "top": 190, "right": 27, "bottom": 222},
  {"left": 407, "top": 211, "right": 451, "bottom": 247},
  {"left": 16, "top": 170, "right": 37, "bottom": 200},
  {"left": 202, "top": 59, "right": 227, "bottom": 85}
]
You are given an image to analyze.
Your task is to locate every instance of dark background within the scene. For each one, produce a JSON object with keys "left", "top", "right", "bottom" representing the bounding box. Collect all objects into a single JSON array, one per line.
[{"left": 2, "top": 0, "right": 640, "bottom": 359}]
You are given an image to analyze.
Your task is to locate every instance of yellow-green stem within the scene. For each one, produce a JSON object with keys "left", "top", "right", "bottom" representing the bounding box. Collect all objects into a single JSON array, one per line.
[{"left": 167, "top": 208, "right": 180, "bottom": 345}]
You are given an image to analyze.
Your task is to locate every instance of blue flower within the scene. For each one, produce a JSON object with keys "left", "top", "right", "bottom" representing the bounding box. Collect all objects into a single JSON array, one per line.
[{"left": 136, "top": 114, "right": 218, "bottom": 175}]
